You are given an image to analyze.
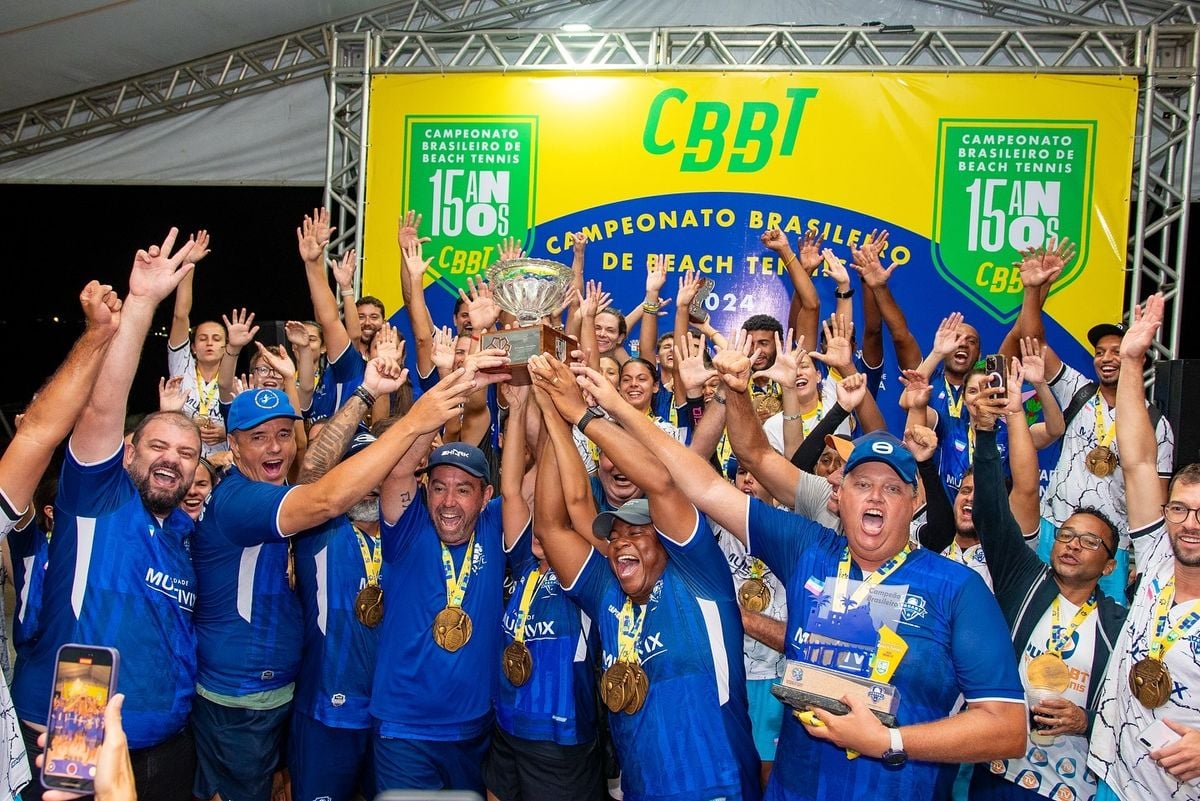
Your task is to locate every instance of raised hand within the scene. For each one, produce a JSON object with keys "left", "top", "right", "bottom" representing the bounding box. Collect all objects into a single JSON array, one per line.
[
  {"left": 128, "top": 228, "right": 196, "bottom": 303},
  {"left": 798, "top": 230, "right": 824, "bottom": 274},
  {"left": 675, "top": 334, "right": 718, "bottom": 397},
  {"left": 676, "top": 270, "right": 705, "bottom": 309},
  {"left": 528, "top": 354, "right": 589, "bottom": 422},
  {"left": 1013, "top": 236, "right": 1075, "bottom": 288},
  {"left": 810, "top": 314, "right": 855, "bottom": 374},
  {"left": 79, "top": 280, "right": 122, "bottom": 337},
  {"left": 497, "top": 236, "right": 525, "bottom": 261},
  {"left": 760, "top": 227, "right": 789, "bottom": 254},
  {"left": 579, "top": 279, "right": 612, "bottom": 319},
  {"left": 184, "top": 229, "right": 212, "bottom": 266},
  {"left": 898, "top": 369, "right": 932, "bottom": 411},
  {"left": 821, "top": 248, "right": 851, "bottom": 289},
  {"left": 572, "top": 231, "right": 588, "bottom": 256},
  {"left": 408, "top": 368, "right": 494, "bottom": 434},
  {"left": 158, "top": 376, "right": 187, "bottom": 412},
  {"left": 459, "top": 275, "right": 501, "bottom": 332},
  {"left": 331, "top": 249, "right": 357, "bottom": 291},
  {"left": 835, "top": 372, "right": 868, "bottom": 412},
  {"left": 363, "top": 354, "right": 408, "bottom": 398},
  {"left": 571, "top": 360, "right": 623, "bottom": 412},
  {"left": 903, "top": 424, "right": 938, "bottom": 463},
  {"left": 753, "top": 330, "right": 801, "bottom": 386},
  {"left": 712, "top": 331, "right": 755, "bottom": 393},
  {"left": 1120, "top": 292, "right": 1164, "bottom": 361},
  {"left": 931, "top": 312, "right": 965, "bottom": 357},
  {"left": 222, "top": 308, "right": 260, "bottom": 350},
  {"left": 462, "top": 344, "right": 512, "bottom": 385},
  {"left": 296, "top": 208, "right": 333, "bottom": 264},
  {"left": 255, "top": 343, "right": 297, "bottom": 379},
  {"left": 431, "top": 326, "right": 458, "bottom": 373},
  {"left": 850, "top": 229, "right": 898, "bottom": 289},
  {"left": 1005, "top": 356, "right": 1026, "bottom": 415},
  {"left": 373, "top": 323, "right": 403, "bottom": 361},
  {"left": 397, "top": 210, "right": 429, "bottom": 252},
  {"left": 646, "top": 254, "right": 668, "bottom": 296},
  {"left": 1018, "top": 337, "right": 1047, "bottom": 385},
  {"left": 285, "top": 321, "right": 311, "bottom": 351}
]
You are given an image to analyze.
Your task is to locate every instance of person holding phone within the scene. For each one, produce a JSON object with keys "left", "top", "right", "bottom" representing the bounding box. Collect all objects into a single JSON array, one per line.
[{"left": 36, "top": 693, "right": 135, "bottom": 801}]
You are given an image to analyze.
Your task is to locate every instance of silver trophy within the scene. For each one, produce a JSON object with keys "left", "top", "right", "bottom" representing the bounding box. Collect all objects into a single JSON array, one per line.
[{"left": 481, "top": 258, "right": 575, "bottom": 384}]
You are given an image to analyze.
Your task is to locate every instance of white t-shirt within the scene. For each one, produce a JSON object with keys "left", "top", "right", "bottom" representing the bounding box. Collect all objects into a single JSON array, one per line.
[
  {"left": 167, "top": 342, "right": 229, "bottom": 457},
  {"left": 1042, "top": 364, "right": 1173, "bottom": 549},
  {"left": 762, "top": 378, "right": 853, "bottom": 456},
  {"left": 711, "top": 521, "right": 786, "bottom": 681},
  {"left": 1088, "top": 521, "right": 1200, "bottom": 799},
  {"left": 984, "top": 595, "right": 1100, "bottom": 799},
  {"left": 0, "top": 489, "right": 31, "bottom": 800},
  {"left": 940, "top": 540, "right": 994, "bottom": 592}
]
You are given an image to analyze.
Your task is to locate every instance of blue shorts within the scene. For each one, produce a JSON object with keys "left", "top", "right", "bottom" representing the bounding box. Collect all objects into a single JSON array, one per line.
[
  {"left": 1038, "top": 518, "right": 1129, "bottom": 605},
  {"left": 747, "top": 678, "right": 783, "bottom": 762},
  {"left": 288, "top": 712, "right": 374, "bottom": 801},
  {"left": 373, "top": 730, "right": 489, "bottom": 793},
  {"left": 192, "top": 695, "right": 290, "bottom": 801}
]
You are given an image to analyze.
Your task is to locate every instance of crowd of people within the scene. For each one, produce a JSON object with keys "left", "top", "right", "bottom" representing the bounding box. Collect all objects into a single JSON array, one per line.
[{"left": 0, "top": 207, "right": 1194, "bottom": 801}]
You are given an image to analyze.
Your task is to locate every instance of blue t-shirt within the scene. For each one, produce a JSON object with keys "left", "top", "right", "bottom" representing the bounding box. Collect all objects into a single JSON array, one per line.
[
  {"left": 745, "top": 498, "right": 1024, "bottom": 801},
  {"left": 929, "top": 364, "right": 1010, "bottom": 499},
  {"left": 8, "top": 517, "right": 50, "bottom": 651},
  {"left": 293, "top": 514, "right": 381, "bottom": 729},
  {"left": 305, "top": 343, "right": 367, "bottom": 422},
  {"left": 192, "top": 467, "right": 303, "bottom": 696},
  {"left": 497, "top": 527, "right": 598, "bottom": 746},
  {"left": 370, "top": 489, "right": 507, "bottom": 740},
  {"left": 12, "top": 447, "right": 197, "bottom": 748},
  {"left": 564, "top": 510, "right": 761, "bottom": 801}
]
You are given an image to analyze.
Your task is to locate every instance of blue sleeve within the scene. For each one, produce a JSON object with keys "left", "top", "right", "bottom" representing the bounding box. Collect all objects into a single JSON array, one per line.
[
  {"left": 417, "top": 368, "right": 439, "bottom": 394},
  {"left": 855, "top": 352, "right": 884, "bottom": 397},
  {"left": 381, "top": 488, "right": 431, "bottom": 563},
  {"left": 207, "top": 478, "right": 295, "bottom": 547},
  {"left": 328, "top": 342, "right": 366, "bottom": 384},
  {"left": 56, "top": 447, "right": 133, "bottom": 518},
  {"left": 950, "top": 572, "right": 1025, "bottom": 703},
  {"left": 563, "top": 549, "right": 615, "bottom": 622},
  {"left": 746, "top": 497, "right": 830, "bottom": 588},
  {"left": 505, "top": 525, "right": 536, "bottom": 572},
  {"left": 658, "top": 510, "right": 731, "bottom": 600}
]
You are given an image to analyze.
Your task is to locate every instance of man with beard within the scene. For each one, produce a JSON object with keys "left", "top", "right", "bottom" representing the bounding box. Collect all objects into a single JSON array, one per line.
[
  {"left": 970, "top": 374, "right": 1127, "bottom": 801},
  {"left": 1089, "top": 294, "right": 1200, "bottom": 800},
  {"left": 1005, "top": 241, "right": 1173, "bottom": 602},
  {"left": 191, "top": 358, "right": 486, "bottom": 801},
  {"left": 741, "top": 314, "right": 784, "bottom": 422},
  {"left": 914, "top": 312, "right": 982, "bottom": 500},
  {"left": 14, "top": 229, "right": 203, "bottom": 801}
]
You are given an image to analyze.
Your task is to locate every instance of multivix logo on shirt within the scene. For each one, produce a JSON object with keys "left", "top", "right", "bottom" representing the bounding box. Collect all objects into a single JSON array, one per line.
[{"left": 145, "top": 568, "right": 195, "bottom": 611}]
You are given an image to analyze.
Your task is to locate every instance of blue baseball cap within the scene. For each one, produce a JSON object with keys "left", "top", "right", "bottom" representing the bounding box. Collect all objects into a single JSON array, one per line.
[
  {"left": 422, "top": 442, "right": 490, "bottom": 482},
  {"left": 227, "top": 389, "right": 300, "bottom": 433},
  {"left": 843, "top": 431, "right": 918, "bottom": 486},
  {"left": 345, "top": 431, "right": 377, "bottom": 459},
  {"left": 592, "top": 498, "right": 652, "bottom": 540}
]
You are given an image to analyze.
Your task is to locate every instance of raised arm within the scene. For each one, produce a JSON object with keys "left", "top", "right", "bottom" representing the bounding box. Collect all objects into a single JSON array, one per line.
[
  {"left": 810, "top": 313, "right": 886, "bottom": 433},
  {"left": 1008, "top": 237, "right": 1075, "bottom": 375},
  {"left": 72, "top": 230, "right": 196, "bottom": 462},
  {"left": 578, "top": 280, "right": 610, "bottom": 372},
  {"left": 218, "top": 308, "right": 259, "bottom": 403},
  {"left": 0, "top": 281, "right": 122, "bottom": 511},
  {"left": 285, "top": 321, "right": 316, "bottom": 415},
  {"left": 535, "top": 391, "right": 605, "bottom": 551},
  {"left": 821, "top": 248, "right": 854, "bottom": 321},
  {"left": 638, "top": 255, "right": 667, "bottom": 368},
  {"left": 1016, "top": 337, "right": 1065, "bottom": 448},
  {"left": 532, "top": 417, "right": 594, "bottom": 586},
  {"left": 851, "top": 229, "right": 922, "bottom": 371},
  {"left": 330, "top": 249, "right": 362, "bottom": 347},
  {"left": 167, "top": 230, "right": 210, "bottom": 349},
  {"left": 563, "top": 232, "right": 588, "bottom": 340},
  {"left": 500, "top": 384, "right": 533, "bottom": 548},
  {"left": 764, "top": 228, "right": 821, "bottom": 352},
  {"left": 1116, "top": 294, "right": 1167, "bottom": 532},
  {"left": 998, "top": 358, "right": 1041, "bottom": 536},
  {"left": 401, "top": 234, "right": 438, "bottom": 379},
  {"left": 298, "top": 208, "right": 351, "bottom": 361}
]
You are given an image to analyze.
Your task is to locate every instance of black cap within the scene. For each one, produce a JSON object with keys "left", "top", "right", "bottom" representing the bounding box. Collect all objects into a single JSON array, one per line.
[{"left": 1087, "top": 322, "right": 1126, "bottom": 348}]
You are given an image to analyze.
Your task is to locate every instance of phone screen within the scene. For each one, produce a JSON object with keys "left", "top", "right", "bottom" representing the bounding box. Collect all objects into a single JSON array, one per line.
[{"left": 43, "top": 653, "right": 112, "bottom": 786}]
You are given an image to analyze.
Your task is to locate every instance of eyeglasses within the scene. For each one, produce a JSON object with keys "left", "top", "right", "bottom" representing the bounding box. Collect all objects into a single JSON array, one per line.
[
  {"left": 1053, "top": 527, "right": 1114, "bottom": 556},
  {"left": 1163, "top": 503, "right": 1200, "bottom": 525},
  {"left": 252, "top": 366, "right": 282, "bottom": 378}
]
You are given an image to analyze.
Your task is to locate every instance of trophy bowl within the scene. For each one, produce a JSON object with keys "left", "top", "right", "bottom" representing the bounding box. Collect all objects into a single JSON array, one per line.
[{"left": 486, "top": 258, "right": 575, "bottom": 326}]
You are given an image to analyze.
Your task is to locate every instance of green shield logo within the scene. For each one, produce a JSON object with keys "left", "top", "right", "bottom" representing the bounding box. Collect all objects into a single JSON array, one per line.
[
  {"left": 402, "top": 115, "right": 538, "bottom": 296},
  {"left": 931, "top": 119, "right": 1096, "bottom": 322}
]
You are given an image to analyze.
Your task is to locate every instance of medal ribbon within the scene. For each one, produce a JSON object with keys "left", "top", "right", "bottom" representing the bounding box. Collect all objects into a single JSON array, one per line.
[
  {"left": 195, "top": 366, "right": 220, "bottom": 417},
  {"left": 616, "top": 597, "right": 648, "bottom": 664},
  {"left": 748, "top": 558, "right": 766, "bottom": 581},
  {"left": 832, "top": 545, "right": 911, "bottom": 613},
  {"left": 944, "top": 378, "right": 964, "bottom": 419},
  {"left": 353, "top": 526, "right": 381, "bottom": 588},
  {"left": 1093, "top": 394, "right": 1116, "bottom": 449},
  {"left": 1048, "top": 594, "right": 1097, "bottom": 655},
  {"left": 439, "top": 533, "right": 476, "bottom": 609},
  {"left": 512, "top": 568, "right": 544, "bottom": 645},
  {"left": 1149, "top": 577, "right": 1200, "bottom": 661},
  {"left": 967, "top": 426, "right": 976, "bottom": 465}
]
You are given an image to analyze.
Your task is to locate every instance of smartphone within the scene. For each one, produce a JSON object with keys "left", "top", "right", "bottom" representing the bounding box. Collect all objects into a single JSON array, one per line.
[
  {"left": 1137, "top": 718, "right": 1182, "bottom": 751},
  {"left": 41, "top": 644, "right": 119, "bottom": 793},
  {"left": 984, "top": 353, "right": 1007, "bottom": 390}
]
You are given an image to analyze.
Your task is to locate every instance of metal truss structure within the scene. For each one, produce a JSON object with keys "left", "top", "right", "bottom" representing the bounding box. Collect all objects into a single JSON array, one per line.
[{"left": 329, "top": 21, "right": 1198, "bottom": 359}]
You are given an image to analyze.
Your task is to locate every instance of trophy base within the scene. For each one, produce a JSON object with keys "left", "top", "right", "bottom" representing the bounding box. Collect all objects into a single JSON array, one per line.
[
  {"left": 480, "top": 324, "right": 575, "bottom": 385},
  {"left": 772, "top": 660, "right": 899, "bottom": 726}
]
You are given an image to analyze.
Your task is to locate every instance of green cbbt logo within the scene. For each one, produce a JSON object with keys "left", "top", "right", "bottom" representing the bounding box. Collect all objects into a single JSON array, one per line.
[
  {"left": 403, "top": 115, "right": 538, "bottom": 293},
  {"left": 931, "top": 119, "right": 1096, "bottom": 322}
]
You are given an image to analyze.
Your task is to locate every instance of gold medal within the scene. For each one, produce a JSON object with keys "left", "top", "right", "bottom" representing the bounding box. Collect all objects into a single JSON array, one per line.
[
  {"left": 754, "top": 392, "right": 782, "bottom": 419},
  {"left": 1129, "top": 657, "right": 1173, "bottom": 708},
  {"left": 354, "top": 585, "right": 383, "bottom": 628},
  {"left": 624, "top": 662, "right": 650, "bottom": 714},
  {"left": 1026, "top": 652, "right": 1071, "bottom": 693},
  {"left": 738, "top": 577, "right": 771, "bottom": 613},
  {"left": 1085, "top": 445, "right": 1118, "bottom": 477},
  {"left": 432, "top": 606, "right": 473, "bottom": 652},
  {"left": 601, "top": 662, "right": 633, "bottom": 713},
  {"left": 502, "top": 641, "right": 533, "bottom": 687},
  {"left": 286, "top": 542, "right": 296, "bottom": 592}
]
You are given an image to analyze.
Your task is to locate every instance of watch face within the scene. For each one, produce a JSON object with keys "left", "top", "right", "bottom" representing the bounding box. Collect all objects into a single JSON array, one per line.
[{"left": 882, "top": 749, "right": 906, "bottom": 767}]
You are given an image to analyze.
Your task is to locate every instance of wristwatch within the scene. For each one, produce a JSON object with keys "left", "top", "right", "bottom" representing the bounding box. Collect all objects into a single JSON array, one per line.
[
  {"left": 882, "top": 727, "right": 907, "bottom": 767},
  {"left": 576, "top": 406, "right": 605, "bottom": 433}
]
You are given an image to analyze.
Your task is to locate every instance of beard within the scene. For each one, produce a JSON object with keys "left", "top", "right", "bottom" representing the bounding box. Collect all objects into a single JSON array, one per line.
[
  {"left": 131, "top": 459, "right": 190, "bottom": 517},
  {"left": 348, "top": 498, "right": 380, "bottom": 523},
  {"left": 1171, "top": 533, "right": 1200, "bottom": 567}
]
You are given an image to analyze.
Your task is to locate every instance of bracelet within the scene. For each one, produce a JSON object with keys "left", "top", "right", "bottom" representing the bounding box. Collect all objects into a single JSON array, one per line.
[
  {"left": 782, "top": 412, "right": 802, "bottom": 421},
  {"left": 469, "top": 333, "right": 482, "bottom": 341},
  {"left": 712, "top": 393, "right": 727, "bottom": 405},
  {"left": 783, "top": 255, "right": 798, "bottom": 268},
  {"left": 835, "top": 287, "right": 855, "bottom": 299},
  {"left": 340, "top": 290, "right": 355, "bottom": 297},
  {"left": 641, "top": 303, "right": 660, "bottom": 313},
  {"left": 353, "top": 385, "right": 377, "bottom": 407},
  {"left": 224, "top": 347, "right": 240, "bottom": 358}
]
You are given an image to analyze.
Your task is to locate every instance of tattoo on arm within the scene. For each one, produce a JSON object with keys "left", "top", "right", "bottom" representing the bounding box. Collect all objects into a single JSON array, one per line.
[{"left": 297, "top": 396, "right": 368, "bottom": 483}]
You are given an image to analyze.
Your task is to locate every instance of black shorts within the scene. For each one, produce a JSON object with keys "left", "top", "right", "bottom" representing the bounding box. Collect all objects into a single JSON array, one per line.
[{"left": 483, "top": 725, "right": 605, "bottom": 801}]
